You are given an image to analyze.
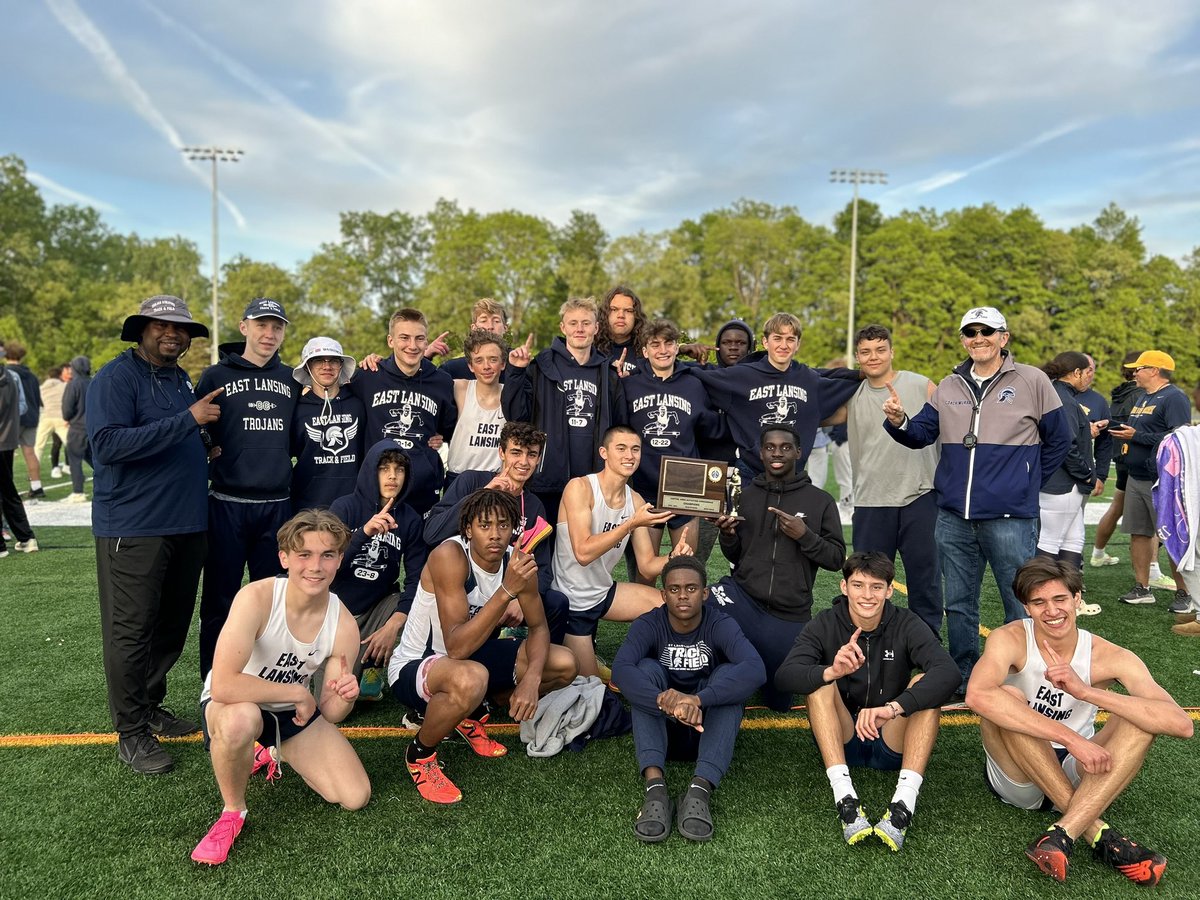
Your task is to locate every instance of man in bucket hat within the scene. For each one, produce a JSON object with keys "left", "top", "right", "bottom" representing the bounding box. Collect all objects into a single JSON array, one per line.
[
  {"left": 86, "top": 294, "right": 221, "bottom": 774},
  {"left": 290, "top": 336, "right": 364, "bottom": 513}
]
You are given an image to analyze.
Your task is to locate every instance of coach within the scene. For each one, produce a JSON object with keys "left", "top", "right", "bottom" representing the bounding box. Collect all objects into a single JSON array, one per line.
[{"left": 87, "top": 295, "right": 221, "bottom": 775}]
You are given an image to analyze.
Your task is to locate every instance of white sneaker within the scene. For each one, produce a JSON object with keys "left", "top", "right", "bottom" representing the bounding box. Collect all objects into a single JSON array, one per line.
[
  {"left": 1089, "top": 551, "right": 1120, "bottom": 567},
  {"left": 63, "top": 493, "right": 89, "bottom": 504},
  {"left": 14, "top": 539, "right": 38, "bottom": 553},
  {"left": 51, "top": 465, "right": 62, "bottom": 479}
]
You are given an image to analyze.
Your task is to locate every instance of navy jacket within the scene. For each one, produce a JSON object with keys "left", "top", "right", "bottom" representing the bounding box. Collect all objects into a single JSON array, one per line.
[
  {"left": 1076, "top": 387, "right": 1114, "bottom": 484},
  {"left": 621, "top": 364, "right": 725, "bottom": 499},
  {"left": 10, "top": 363, "right": 40, "bottom": 428},
  {"left": 775, "top": 595, "right": 958, "bottom": 715},
  {"left": 691, "top": 352, "right": 860, "bottom": 474},
  {"left": 423, "top": 469, "right": 554, "bottom": 596},
  {"left": 1043, "top": 380, "right": 1095, "bottom": 495},
  {"left": 86, "top": 349, "right": 208, "bottom": 537},
  {"left": 290, "top": 389, "right": 366, "bottom": 512},
  {"left": 1123, "top": 384, "right": 1192, "bottom": 482},
  {"left": 329, "top": 440, "right": 429, "bottom": 617},
  {"left": 613, "top": 604, "right": 765, "bottom": 710},
  {"left": 501, "top": 337, "right": 626, "bottom": 493},
  {"left": 62, "top": 356, "right": 92, "bottom": 451},
  {"left": 197, "top": 344, "right": 299, "bottom": 501}
]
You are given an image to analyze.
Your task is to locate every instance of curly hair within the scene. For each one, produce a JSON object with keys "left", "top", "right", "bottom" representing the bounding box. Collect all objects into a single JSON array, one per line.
[{"left": 597, "top": 285, "right": 648, "bottom": 356}]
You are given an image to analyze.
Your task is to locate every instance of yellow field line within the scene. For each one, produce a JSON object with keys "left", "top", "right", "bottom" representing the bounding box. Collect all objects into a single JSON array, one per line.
[{"left": 4, "top": 710, "right": 1198, "bottom": 750}]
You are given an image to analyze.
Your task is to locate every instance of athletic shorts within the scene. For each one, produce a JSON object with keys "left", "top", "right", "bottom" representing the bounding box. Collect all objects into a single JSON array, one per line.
[
  {"left": 391, "top": 638, "right": 522, "bottom": 714},
  {"left": 984, "top": 745, "right": 1080, "bottom": 811},
  {"left": 199, "top": 699, "right": 317, "bottom": 752},
  {"left": 1121, "top": 476, "right": 1156, "bottom": 537},
  {"left": 18, "top": 426, "right": 35, "bottom": 448},
  {"left": 843, "top": 734, "right": 904, "bottom": 771},
  {"left": 565, "top": 582, "right": 618, "bottom": 637}
]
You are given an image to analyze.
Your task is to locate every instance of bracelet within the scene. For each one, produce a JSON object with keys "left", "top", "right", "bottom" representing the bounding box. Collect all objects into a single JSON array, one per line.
[
  {"left": 888, "top": 701, "right": 903, "bottom": 718},
  {"left": 500, "top": 584, "right": 518, "bottom": 601}
]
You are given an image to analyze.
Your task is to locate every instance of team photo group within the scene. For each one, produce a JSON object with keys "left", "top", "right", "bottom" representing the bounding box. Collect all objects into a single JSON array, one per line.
[{"left": 58, "top": 284, "right": 1196, "bottom": 885}]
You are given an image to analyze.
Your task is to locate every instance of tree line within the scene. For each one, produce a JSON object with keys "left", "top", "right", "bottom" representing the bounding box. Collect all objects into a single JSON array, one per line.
[{"left": 2, "top": 153, "right": 1196, "bottom": 394}]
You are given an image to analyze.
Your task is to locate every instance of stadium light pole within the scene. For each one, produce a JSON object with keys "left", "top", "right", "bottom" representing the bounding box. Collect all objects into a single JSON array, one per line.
[
  {"left": 182, "top": 147, "right": 244, "bottom": 363},
  {"left": 829, "top": 169, "right": 887, "bottom": 364}
]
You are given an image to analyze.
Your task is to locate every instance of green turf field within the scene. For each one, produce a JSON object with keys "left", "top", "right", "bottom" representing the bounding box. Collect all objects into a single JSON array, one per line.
[{"left": 2, "top": 464, "right": 1198, "bottom": 897}]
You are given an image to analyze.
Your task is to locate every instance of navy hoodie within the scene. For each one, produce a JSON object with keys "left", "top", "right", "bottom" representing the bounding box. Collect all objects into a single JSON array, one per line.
[
  {"left": 501, "top": 337, "right": 626, "bottom": 493},
  {"left": 621, "top": 363, "right": 725, "bottom": 499},
  {"left": 329, "top": 441, "right": 429, "bottom": 617},
  {"left": 87, "top": 349, "right": 208, "bottom": 537},
  {"left": 691, "top": 352, "right": 860, "bottom": 474},
  {"left": 348, "top": 356, "right": 456, "bottom": 515},
  {"left": 196, "top": 343, "right": 299, "bottom": 500},
  {"left": 423, "top": 469, "right": 554, "bottom": 596},
  {"left": 290, "top": 388, "right": 366, "bottom": 511}
]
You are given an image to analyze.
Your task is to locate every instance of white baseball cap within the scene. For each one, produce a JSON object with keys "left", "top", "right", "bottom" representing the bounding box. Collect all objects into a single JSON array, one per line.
[
  {"left": 293, "top": 337, "right": 356, "bottom": 386},
  {"left": 959, "top": 307, "right": 1007, "bottom": 332}
]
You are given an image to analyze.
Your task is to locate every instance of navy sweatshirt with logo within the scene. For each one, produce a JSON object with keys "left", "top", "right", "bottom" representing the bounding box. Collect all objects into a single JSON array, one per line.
[
  {"left": 612, "top": 604, "right": 765, "bottom": 709},
  {"left": 691, "top": 352, "right": 860, "bottom": 474},
  {"left": 290, "top": 389, "right": 366, "bottom": 511},
  {"left": 196, "top": 344, "right": 299, "bottom": 501},
  {"left": 348, "top": 356, "right": 456, "bottom": 514},
  {"left": 329, "top": 440, "right": 429, "bottom": 617},
  {"left": 501, "top": 337, "right": 626, "bottom": 493},
  {"left": 621, "top": 363, "right": 725, "bottom": 499}
]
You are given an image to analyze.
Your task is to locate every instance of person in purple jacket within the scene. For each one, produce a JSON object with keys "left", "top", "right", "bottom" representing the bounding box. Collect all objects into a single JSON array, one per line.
[{"left": 613, "top": 556, "right": 765, "bottom": 844}]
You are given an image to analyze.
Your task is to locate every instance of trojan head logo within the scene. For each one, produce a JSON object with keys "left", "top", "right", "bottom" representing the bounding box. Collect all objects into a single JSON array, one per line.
[
  {"left": 305, "top": 419, "right": 359, "bottom": 455},
  {"left": 997, "top": 387, "right": 1016, "bottom": 404}
]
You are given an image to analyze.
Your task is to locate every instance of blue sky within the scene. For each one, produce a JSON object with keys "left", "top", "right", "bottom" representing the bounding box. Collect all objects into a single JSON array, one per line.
[{"left": 5, "top": 1, "right": 1200, "bottom": 272}]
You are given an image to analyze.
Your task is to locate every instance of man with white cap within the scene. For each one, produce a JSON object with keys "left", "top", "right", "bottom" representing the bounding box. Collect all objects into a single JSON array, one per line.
[
  {"left": 883, "top": 306, "right": 1070, "bottom": 698},
  {"left": 87, "top": 294, "right": 219, "bottom": 774},
  {"left": 196, "top": 298, "right": 300, "bottom": 679},
  {"left": 1109, "top": 350, "right": 1193, "bottom": 609},
  {"left": 290, "top": 337, "right": 364, "bottom": 512}
]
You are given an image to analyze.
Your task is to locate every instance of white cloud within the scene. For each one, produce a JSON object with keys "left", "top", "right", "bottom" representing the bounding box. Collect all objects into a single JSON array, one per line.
[{"left": 27, "top": 171, "right": 119, "bottom": 212}]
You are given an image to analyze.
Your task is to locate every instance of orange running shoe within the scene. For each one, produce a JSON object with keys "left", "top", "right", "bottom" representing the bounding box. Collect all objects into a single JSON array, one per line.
[
  {"left": 455, "top": 715, "right": 508, "bottom": 758},
  {"left": 1093, "top": 826, "right": 1167, "bottom": 887},
  {"left": 407, "top": 752, "right": 463, "bottom": 804},
  {"left": 1026, "top": 824, "right": 1074, "bottom": 883}
]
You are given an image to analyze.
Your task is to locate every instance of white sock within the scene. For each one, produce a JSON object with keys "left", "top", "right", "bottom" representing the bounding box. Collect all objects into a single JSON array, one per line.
[
  {"left": 826, "top": 764, "right": 856, "bottom": 804},
  {"left": 892, "top": 769, "right": 924, "bottom": 812},
  {"left": 31, "top": 480, "right": 42, "bottom": 491},
  {"left": 1149, "top": 561, "right": 1163, "bottom": 579},
  {"left": 1091, "top": 547, "right": 1106, "bottom": 559}
]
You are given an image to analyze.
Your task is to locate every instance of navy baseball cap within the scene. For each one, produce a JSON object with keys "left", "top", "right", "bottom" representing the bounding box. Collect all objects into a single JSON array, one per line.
[{"left": 243, "top": 297, "right": 289, "bottom": 323}]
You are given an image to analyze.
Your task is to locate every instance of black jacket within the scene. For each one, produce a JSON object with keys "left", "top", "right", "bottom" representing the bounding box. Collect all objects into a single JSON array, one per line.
[
  {"left": 719, "top": 469, "right": 845, "bottom": 622},
  {"left": 775, "top": 595, "right": 958, "bottom": 715}
]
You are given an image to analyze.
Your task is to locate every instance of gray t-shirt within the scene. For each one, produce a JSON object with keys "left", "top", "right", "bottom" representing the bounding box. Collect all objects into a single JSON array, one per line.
[{"left": 848, "top": 370, "right": 938, "bottom": 507}]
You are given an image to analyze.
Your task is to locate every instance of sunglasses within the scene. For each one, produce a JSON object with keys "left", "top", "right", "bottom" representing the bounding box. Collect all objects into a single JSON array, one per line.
[{"left": 961, "top": 326, "right": 1000, "bottom": 338}]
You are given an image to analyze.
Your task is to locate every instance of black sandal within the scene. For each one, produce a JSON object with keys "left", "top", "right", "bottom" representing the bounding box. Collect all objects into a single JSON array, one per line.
[
  {"left": 676, "top": 788, "right": 714, "bottom": 842},
  {"left": 633, "top": 793, "right": 673, "bottom": 843}
]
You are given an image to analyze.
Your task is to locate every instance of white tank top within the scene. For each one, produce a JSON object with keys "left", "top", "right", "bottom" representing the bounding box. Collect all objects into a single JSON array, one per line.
[
  {"left": 389, "top": 536, "right": 509, "bottom": 681},
  {"left": 1004, "top": 619, "right": 1097, "bottom": 747},
  {"left": 200, "top": 576, "right": 342, "bottom": 712},
  {"left": 552, "top": 473, "right": 633, "bottom": 612},
  {"left": 446, "top": 381, "right": 505, "bottom": 475}
]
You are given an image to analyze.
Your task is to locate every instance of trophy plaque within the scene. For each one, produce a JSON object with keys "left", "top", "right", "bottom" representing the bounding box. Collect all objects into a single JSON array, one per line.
[{"left": 655, "top": 457, "right": 736, "bottom": 519}]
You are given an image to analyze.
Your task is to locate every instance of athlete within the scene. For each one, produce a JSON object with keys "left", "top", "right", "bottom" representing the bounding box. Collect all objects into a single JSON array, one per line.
[
  {"left": 192, "top": 509, "right": 370, "bottom": 866},
  {"left": 554, "top": 425, "right": 692, "bottom": 677},
  {"left": 388, "top": 489, "right": 577, "bottom": 804},
  {"left": 967, "top": 557, "right": 1193, "bottom": 886}
]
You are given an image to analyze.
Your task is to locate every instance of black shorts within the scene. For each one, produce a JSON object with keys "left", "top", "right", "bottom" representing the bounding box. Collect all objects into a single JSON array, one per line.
[
  {"left": 200, "top": 699, "right": 317, "bottom": 751},
  {"left": 391, "top": 638, "right": 523, "bottom": 715},
  {"left": 565, "top": 582, "right": 618, "bottom": 637}
]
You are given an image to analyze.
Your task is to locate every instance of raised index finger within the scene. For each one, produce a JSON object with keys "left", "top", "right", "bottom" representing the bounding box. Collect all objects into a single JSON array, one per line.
[
  {"left": 849, "top": 627, "right": 862, "bottom": 645},
  {"left": 524, "top": 332, "right": 535, "bottom": 350},
  {"left": 885, "top": 381, "right": 899, "bottom": 398},
  {"left": 1042, "top": 640, "right": 1062, "bottom": 666},
  {"left": 380, "top": 495, "right": 396, "bottom": 516},
  {"left": 434, "top": 331, "right": 450, "bottom": 342}
]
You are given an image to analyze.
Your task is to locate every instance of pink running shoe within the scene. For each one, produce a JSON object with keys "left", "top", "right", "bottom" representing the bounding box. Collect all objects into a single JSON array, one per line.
[
  {"left": 191, "top": 810, "right": 246, "bottom": 865},
  {"left": 250, "top": 742, "right": 280, "bottom": 782}
]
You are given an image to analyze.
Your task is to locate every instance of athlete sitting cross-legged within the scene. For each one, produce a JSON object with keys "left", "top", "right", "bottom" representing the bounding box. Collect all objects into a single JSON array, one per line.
[
  {"left": 967, "top": 557, "right": 1193, "bottom": 886},
  {"left": 388, "top": 488, "right": 578, "bottom": 804}
]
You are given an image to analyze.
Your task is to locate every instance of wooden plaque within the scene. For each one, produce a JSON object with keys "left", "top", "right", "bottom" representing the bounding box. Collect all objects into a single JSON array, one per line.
[{"left": 655, "top": 457, "right": 729, "bottom": 518}]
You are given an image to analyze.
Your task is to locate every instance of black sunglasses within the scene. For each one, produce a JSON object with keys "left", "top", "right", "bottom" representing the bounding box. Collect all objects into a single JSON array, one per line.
[{"left": 961, "top": 326, "right": 1000, "bottom": 338}]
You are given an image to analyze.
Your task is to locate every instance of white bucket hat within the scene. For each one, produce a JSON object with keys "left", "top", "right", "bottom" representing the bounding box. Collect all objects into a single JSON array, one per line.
[{"left": 293, "top": 337, "right": 356, "bottom": 386}]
